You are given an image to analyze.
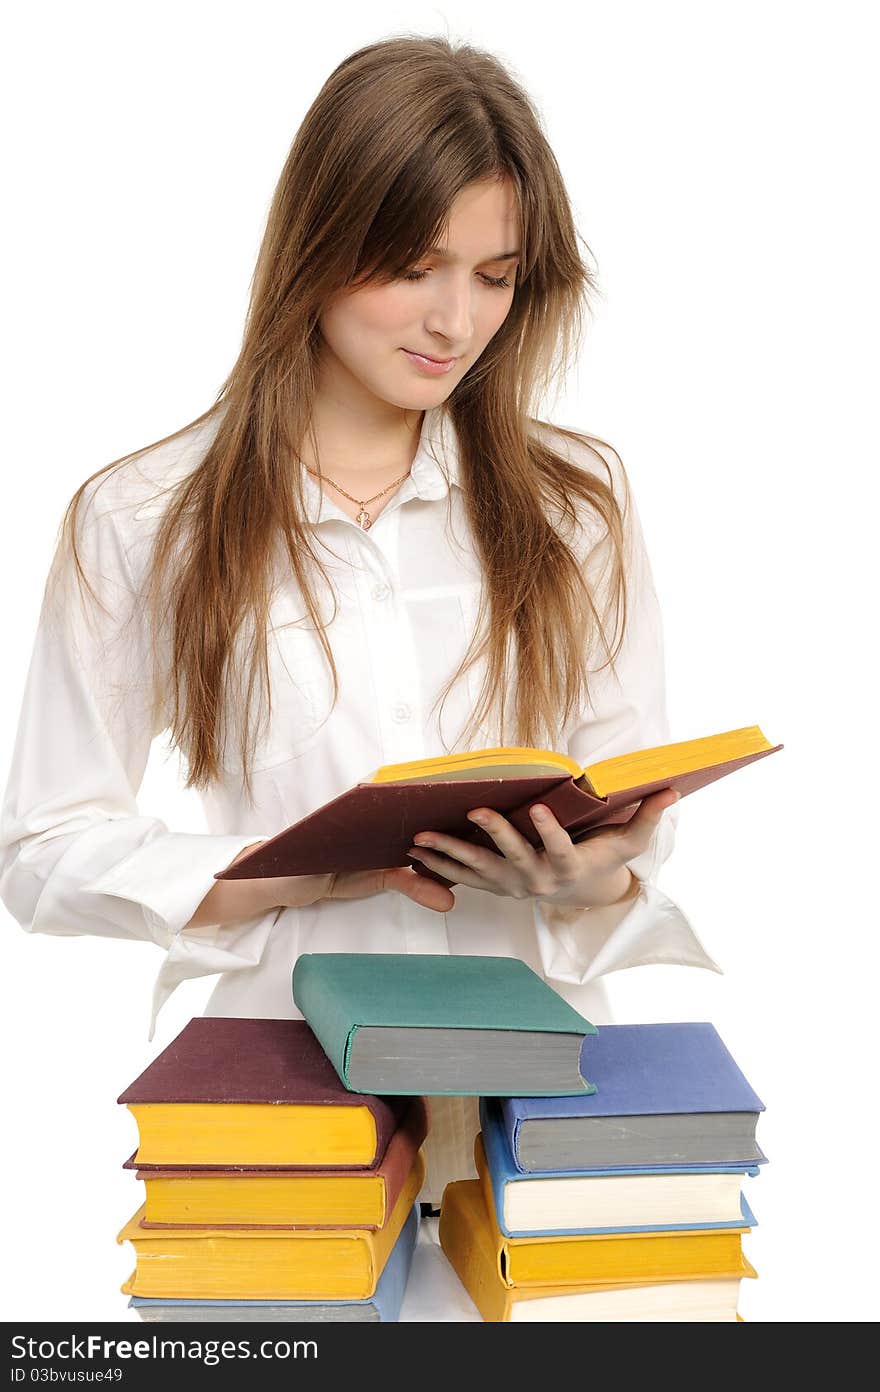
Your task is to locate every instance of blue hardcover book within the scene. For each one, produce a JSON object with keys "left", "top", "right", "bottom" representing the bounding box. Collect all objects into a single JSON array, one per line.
[
  {"left": 479, "top": 1099, "right": 759, "bottom": 1237},
  {"left": 128, "top": 1202, "right": 419, "bottom": 1323},
  {"left": 501, "top": 1022, "right": 766, "bottom": 1173}
]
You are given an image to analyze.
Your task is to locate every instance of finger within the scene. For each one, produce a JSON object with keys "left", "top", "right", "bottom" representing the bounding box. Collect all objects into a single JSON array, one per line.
[
  {"left": 331, "top": 866, "right": 455, "bottom": 912},
  {"left": 226, "top": 839, "right": 268, "bottom": 870},
  {"left": 406, "top": 844, "right": 498, "bottom": 892},
  {"left": 459, "top": 808, "right": 543, "bottom": 874},
  {"left": 614, "top": 790, "right": 680, "bottom": 858},
  {"left": 410, "top": 826, "right": 507, "bottom": 879},
  {"left": 393, "top": 867, "right": 456, "bottom": 912},
  {"left": 523, "top": 803, "right": 579, "bottom": 870}
]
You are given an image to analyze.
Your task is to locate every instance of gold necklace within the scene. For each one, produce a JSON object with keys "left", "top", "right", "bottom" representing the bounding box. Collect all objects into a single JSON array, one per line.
[{"left": 304, "top": 464, "right": 412, "bottom": 529}]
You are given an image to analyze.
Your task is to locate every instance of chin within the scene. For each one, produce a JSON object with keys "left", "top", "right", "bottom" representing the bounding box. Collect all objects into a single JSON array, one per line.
[{"left": 367, "top": 377, "right": 457, "bottom": 412}]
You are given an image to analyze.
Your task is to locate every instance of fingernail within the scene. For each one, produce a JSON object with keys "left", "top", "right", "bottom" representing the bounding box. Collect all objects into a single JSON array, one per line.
[
  {"left": 530, "top": 805, "right": 548, "bottom": 819},
  {"left": 407, "top": 848, "right": 423, "bottom": 859},
  {"left": 467, "top": 812, "right": 488, "bottom": 826}
]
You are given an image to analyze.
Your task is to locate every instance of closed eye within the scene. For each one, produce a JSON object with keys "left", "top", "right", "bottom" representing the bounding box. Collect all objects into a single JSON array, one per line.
[{"left": 402, "top": 269, "right": 512, "bottom": 288}]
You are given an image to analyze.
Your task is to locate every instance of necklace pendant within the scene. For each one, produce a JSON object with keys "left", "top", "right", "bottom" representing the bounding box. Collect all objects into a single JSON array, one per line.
[{"left": 357, "top": 507, "right": 372, "bottom": 529}]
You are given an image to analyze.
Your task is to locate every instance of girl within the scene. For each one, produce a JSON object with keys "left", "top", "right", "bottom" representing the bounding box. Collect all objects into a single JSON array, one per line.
[{"left": 0, "top": 34, "right": 717, "bottom": 1206}]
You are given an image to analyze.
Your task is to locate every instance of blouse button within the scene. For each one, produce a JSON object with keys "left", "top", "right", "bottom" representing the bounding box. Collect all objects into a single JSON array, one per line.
[
  {"left": 371, "top": 582, "right": 391, "bottom": 601},
  {"left": 392, "top": 703, "right": 412, "bottom": 723}
]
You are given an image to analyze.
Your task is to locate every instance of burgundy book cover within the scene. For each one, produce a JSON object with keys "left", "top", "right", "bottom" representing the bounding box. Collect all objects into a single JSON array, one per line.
[
  {"left": 214, "top": 744, "right": 782, "bottom": 887},
  {"left": 117, "top": 1017, "right": 410, "bottom": 1167},
  {"left": 129, "top": 1097, "right": 429, "bottom": 1231}
]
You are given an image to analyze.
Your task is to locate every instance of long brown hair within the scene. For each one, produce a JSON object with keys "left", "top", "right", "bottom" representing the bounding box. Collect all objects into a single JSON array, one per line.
[{"left": 57, "top": 33, "right": 631, "bottom": 801}]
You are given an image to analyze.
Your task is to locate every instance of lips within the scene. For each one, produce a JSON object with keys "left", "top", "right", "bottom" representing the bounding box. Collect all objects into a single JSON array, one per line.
[
  {"left": 405, "top": 350, "right": 455, "bottom": 364},
  {"left": 401, "top": 348, "right": 459, "bottom": 376}
]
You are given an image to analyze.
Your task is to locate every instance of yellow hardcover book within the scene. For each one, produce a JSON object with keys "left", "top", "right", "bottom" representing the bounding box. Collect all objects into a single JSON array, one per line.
[
  {"left": 118, "top": 1153, "right": 424, "bottom": 1300},
  {"left": 440, "top": 1181, "right": 756, "bottom": 1322},
  {"left": 369, "top": 725, "right": 777, "bottom": 797},
  {"left": 126, "top": 1103, "right": 384, "bottom": 1167},
  {"left": 117, "top": 1018, "right": 411, "bottom": 1167},
  {"left": 136, "top": 1099, "right": 428, "bottom": 1227},
  {"left": 142, "top": 1172, "right": 384, "bottom": 1226},
  {"left": 472, "top": 1159, "right": 755, "bottom": 1287}
]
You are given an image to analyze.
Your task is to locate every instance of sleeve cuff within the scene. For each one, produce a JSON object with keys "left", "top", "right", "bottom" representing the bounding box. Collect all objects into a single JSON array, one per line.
[
  {"left": 79, "top": 831, "right": 274, "bottom": 948},
  {"left": 76, "top": 829, "right": 287, "bottom": 1042},
  {"left": 533, "top": 873, "right": 722, "bottom": 988},
  {"left": 148, "top": 907, "right": 282, "bottom": 1042}
]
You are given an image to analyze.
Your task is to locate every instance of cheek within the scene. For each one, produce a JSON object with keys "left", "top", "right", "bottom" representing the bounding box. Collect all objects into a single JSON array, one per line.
[
  {"left": 477, "top": 292, "right": 516, "bottom": 345},
  {"left": 335, "top": 284, "right": 413, "bottom": 340}
]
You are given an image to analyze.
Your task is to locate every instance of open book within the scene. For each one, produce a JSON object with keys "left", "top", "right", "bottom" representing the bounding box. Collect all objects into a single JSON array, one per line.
[{"left": 216, "top": 724, "right": 782, "bottom": 884}]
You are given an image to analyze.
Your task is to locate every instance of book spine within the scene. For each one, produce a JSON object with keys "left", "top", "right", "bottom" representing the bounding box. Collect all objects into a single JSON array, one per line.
[
  {"left": 493, "top": 1102, "right": 530, "bottom": 1174},
  {"left": 475, "top": 1135, "right": 510, "bottom": 1251},
  {"left": 371, "top": 1205, "right": 420, "bottom": 1321},
  {"left": 291, "top": 958, "right": 364, "bottom": 1100},
  {"left": 439, "top": 1187, "right": 509, "bottom": 1322}
]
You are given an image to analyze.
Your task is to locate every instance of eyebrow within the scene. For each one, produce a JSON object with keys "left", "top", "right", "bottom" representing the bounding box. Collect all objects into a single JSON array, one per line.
[{"left": 425, "top": 246, "right": 521, "bottom": 263}]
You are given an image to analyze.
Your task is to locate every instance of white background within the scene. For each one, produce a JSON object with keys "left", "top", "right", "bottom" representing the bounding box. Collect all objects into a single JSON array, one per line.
[{"left": 2, "top": 0, "right": 877, "bottom": 1324}]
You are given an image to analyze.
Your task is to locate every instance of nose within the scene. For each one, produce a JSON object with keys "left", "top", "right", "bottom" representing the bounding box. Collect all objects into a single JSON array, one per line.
[{"left": 423, "top": 273, "right": 474, "bottom": 349}]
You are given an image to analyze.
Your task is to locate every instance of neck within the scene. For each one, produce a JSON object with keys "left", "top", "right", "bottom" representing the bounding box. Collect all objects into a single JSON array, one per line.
[{"left": 300, "top": 355, "right": 426, "bottom": 479}]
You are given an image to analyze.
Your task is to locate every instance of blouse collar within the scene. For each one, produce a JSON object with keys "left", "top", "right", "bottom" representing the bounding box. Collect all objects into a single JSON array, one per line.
[{"left": 301, "top": 404, "right": 462, "bottom": 526}]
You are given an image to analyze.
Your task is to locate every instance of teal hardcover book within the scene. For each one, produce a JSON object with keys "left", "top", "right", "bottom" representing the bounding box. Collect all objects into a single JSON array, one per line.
[{"left": 291, "top": 953, "right": 597, "bottom": 1097}]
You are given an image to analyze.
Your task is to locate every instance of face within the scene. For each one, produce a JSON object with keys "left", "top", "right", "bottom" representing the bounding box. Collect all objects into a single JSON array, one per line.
[{"left": 317, "top": 177, "right": 520, "bottom": 411}]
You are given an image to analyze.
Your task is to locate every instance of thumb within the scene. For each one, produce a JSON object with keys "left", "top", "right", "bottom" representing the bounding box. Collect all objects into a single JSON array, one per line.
[
  {"left": 384, "top": 865, "right": 456, "bottom": 913},
  {"left": 615, "top": 789, "right": 680, "bottom": 858},
  {"left": 327, "top": 866, "right": 455, "bottom": 913}
]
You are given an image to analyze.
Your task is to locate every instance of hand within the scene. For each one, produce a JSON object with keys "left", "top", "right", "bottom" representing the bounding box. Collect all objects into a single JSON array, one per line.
[
  {"left": 227, "top": 842, "right": 456, "bottom": 913},
  {"left": 405, "top": 789, "right": 681, "bottom": 909},
  {"left": 183, "top": 841, "right": 456, "bottom": 930},
  {"left": 316, "top": 865, "right": 455, "bottom": 913}
]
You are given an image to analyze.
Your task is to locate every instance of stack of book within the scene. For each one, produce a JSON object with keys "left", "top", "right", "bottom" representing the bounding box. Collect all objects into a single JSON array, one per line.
[
  {"left": 115, "top": 1017, "right": 427, "bottom": 1322},
  {"left": 440, "top": 1022, "right": 767, "bottom": 1321}
]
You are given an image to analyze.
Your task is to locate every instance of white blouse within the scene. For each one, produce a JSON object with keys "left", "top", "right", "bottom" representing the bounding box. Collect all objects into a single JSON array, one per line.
[{"left": 0, "top": 405, "right": 718, "bottom": 1047}]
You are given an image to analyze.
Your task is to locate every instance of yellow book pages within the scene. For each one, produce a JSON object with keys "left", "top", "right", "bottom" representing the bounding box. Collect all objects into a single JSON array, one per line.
[
  {"left": 143, "top": 1172, "right": 386, "bottom": 1228},
  {"left": 128, "top": 1102, "right": 379, "bottom": 1167},
  {"left": 119, "top": 1152, "right": 423, "bottom": 1300},
  {"left": 440, "top": 1181, "right": 755, "bottom": 1323},
  {"left": 367, "top": 726, "right": 775, "bottom": 796},
  {"left": 583, "top": 726, "right": 775, "bottom": 796},
  {"left": 506, "top": 1224, "right": 755, "bottom": 1288},
  {"left": 369, "top": 746, "right": 581, "bottom": 783}
]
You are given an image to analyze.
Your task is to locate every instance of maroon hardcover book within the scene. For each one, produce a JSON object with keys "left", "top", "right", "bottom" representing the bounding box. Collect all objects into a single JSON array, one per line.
[
  {"left": 117, "top": 1017, "right": 410, "bottom": 1168},
  {"left": 214, "top": 736, "right": 782, "bottom": 887}
]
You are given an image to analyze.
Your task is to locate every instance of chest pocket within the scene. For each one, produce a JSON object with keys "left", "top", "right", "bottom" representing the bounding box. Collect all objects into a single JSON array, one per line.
[{"left": 219, "top": 591, "right": 333, "bottom": 774}]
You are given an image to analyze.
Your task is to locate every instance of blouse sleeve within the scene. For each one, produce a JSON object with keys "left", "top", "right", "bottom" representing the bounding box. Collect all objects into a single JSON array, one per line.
[
  {"left": 0, "top": 477, "right": 277, "bottom": 1038},
  {"left": 532, "top": 437, "right": 721, "bottom": 988}
]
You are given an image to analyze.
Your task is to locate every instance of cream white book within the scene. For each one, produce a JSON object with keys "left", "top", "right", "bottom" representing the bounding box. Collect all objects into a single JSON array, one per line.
[
  {"left": 501, "top": 1167, "right": 750, "bottom": 1234},
  {"left": 479, "top": 1105, "right": 761, "bottom": 1237}
]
